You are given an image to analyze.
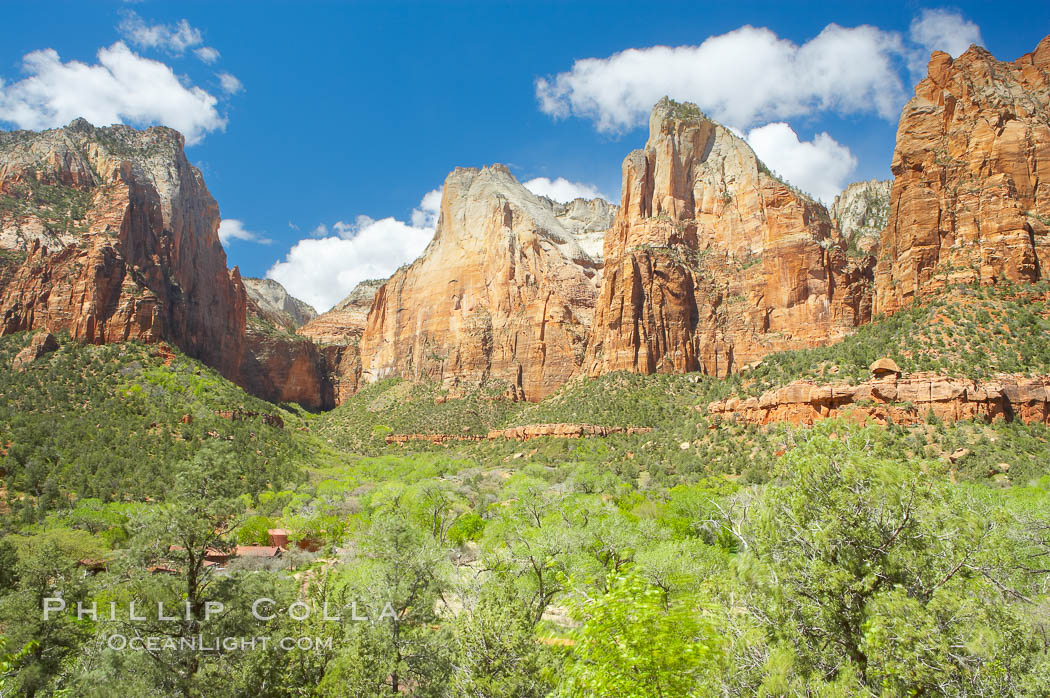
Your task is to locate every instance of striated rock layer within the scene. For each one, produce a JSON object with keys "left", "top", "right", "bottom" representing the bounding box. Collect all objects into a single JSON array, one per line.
[
  {"left": 586, "top": 99, "right": 872, "bottom": 379},
  {"left": 707, "top": 373, "right": 1050, "bottom": 427},
  {"left": 359, "top": 164, "right": 610, "bottom": 401},
  {"left": 874, "top": 37, "right": 1050, "bottom": 315},
  {"left": 385, "top": 423, "right": 652, "bottom": 444}
]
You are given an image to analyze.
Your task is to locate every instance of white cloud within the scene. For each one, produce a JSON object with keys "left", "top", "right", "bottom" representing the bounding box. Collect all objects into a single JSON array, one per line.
[
  {"left": 267, "top": 190, "right": 441, "bottom": 312},
  {"left": 217, "top": 72, "right": 243, "bottom": 95},
  {"left": 746, "top": 123, "right": 857, "bottom": 205},
  {"left": 536, "top": 23, "right": 908, "bottom": 133},
  {"left": 908, "top": 9, "right": 983, "bottom": 73},
  {"left": 410, "top": 188, "right": 443, "bottom": 228},
  {"left": 219, "top": 219, "right": 271, "bottom": 245},
  {"left": 118, "top": 12, "right": 202, "bottom": 54},
  {"left": 195, "top": 46, "right": 220, "bottom": 64},
  {"left": 523, "top": 177, "right": 609, "bottom": 203},
  {"left": 0, "top": 42, "right": 226, "bottom": 145}
]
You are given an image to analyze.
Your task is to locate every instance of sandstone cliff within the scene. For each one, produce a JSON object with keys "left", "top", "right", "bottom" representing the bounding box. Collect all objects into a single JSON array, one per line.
[
  {"left": 298, "top": 278, "right": 383, "bottom": 344},
  {"left": 586, "top": 98, "right": 872, "bottom": 378},
  {"left": 829, "top": 180, "right": 891, "bottom": 256},
  {"left": 244, "top": 277, "right": 318, "bottom": 329},
  {"left": 0, "top": 119, "right": 335, "bottom": 409},
  {"left": 359, "top": 164, "right": 608, "bottom": 400},
  {"left": 874, "top": 37, "right": 1050, "bottom": 314},
  {"left": 239, "top": 325, "right": 334, "bottom": 409},
  {"left": 0, "top": 119, "right": 247, "bottom": 379}
]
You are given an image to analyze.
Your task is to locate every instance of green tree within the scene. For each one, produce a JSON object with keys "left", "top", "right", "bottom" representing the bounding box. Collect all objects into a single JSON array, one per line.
[
  {"left": 743, "top": 424, "right": 1040, "bottom": 693},
  {"left": 319, "top": 513, "right": 451, "bottom": 696},
  {"left": 447, "top": 579, "right": 555, "bottom": 697},
  {"left": 561, "top": 571, "right": 721, "bottom": 697}
]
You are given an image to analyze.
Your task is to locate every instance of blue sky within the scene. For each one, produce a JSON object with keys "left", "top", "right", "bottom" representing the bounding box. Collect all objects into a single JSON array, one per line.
[{"left": 2, "top": 1, "right": 1048, "bottom": 311}]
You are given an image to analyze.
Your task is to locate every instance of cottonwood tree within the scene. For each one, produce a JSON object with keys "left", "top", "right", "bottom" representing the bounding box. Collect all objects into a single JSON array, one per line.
[{"left": 561, "top": 571, "right": 721, "bottom": 698}]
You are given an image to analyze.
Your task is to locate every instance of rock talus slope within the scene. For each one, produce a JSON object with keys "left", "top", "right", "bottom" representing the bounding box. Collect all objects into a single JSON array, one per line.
[
  {"left": 874, "top": 37, "right": 1050, "bottom": 314},
  {"left": 359, "top": 164, "right": 612, "bottom": 400},
  {"left": 585, "top": 98, "right": 872, "bottom": 378}
]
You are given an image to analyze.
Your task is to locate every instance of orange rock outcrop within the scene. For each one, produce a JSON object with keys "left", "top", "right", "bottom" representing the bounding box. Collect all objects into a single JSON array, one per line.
[
  {"left": 707, "top": 373, "right": 1050, "bottom": 426},
  {"left": 298, "top": 279, "right": 383, "bottom": 344},
  {"left": 585, "top": 98, "right": 872, "bottom": 379},
  {"left": 874, "top": 37, "right": 1050, "bottom": 314}
]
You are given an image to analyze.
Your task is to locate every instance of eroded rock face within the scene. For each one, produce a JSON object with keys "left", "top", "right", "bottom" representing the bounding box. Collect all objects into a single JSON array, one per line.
[
  {"left": 549, "top": 197, "right": 617, "bottom": 261},
  {"left": 385, "top": 423, "right": 652, "bottom": 444},
  {"left": 0, "top": 120, "right": 247, "bottom": 380},
  {"left": 874, "top": 38, "right": 1050, "bottom": 315},
  {"left": 243, "top": 277, "right": 318, "bottom": 329},
  {"left": 829, "top": 180, "right": 891, "bottom": 255},
  {"left": 586, "top": 98, "right": 872, "bottom": 378},
  {"left": 708, "top": 372, "right": 1050, "bottom": 427},
  {"left": 359, "top": 164, "right": 605, "bottom": 401},
  {"left": 239, "top": 328, "right": 333, "bottom": 409},
  {"left": 0, "top": 120, "right": 333, "bottom": 408},
  {"left": 11, "top": 331, "right": 58, "bottom": 370},
  {"left": 298, "top": 278, "right": 384, "bottom": 344}
]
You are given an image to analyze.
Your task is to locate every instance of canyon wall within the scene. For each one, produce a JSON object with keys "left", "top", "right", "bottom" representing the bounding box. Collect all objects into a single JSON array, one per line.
[
  {"left": 585, "top": 98, "right": 872, "bottom": 378},
  {"left": 0, "top": 119, "right": 248, "bottom": 379},
  {"left": 0, "top": 120, "right": 332, "bottom": 408},
  {"left": 359, "top": 164, "right": 614, "bottom": 400},
  {"left": 873, "top": 38, "right": 1050, "bottom": 314}
]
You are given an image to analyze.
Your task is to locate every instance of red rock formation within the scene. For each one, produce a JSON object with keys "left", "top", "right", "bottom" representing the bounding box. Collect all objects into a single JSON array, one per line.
[
  {"left": 360, "top": 165, "right": 611, "bottom": 401},
  {"left": 586, "top": 98, "right": 872, "bottom": 379},
  {"left": 707, "top": 372, "right": 1050, "bottom": 426},
  {"left": 0, "top": 120, "right": 247, "bottom": 381},
  {"left": 319, "top": 344, "right": 362, "bottom": 406},
  {"left": 238, "top": 327, "right": 334, "bottom": 410},
  {"left": 874, "top": 37, "right": 1050, "bottom": 314},
  {"left": 0, "top": 120, "right": 334, "bottom": 408},
  {"left": 489, "top": 423, "right": 652, "bottom": 441}
]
